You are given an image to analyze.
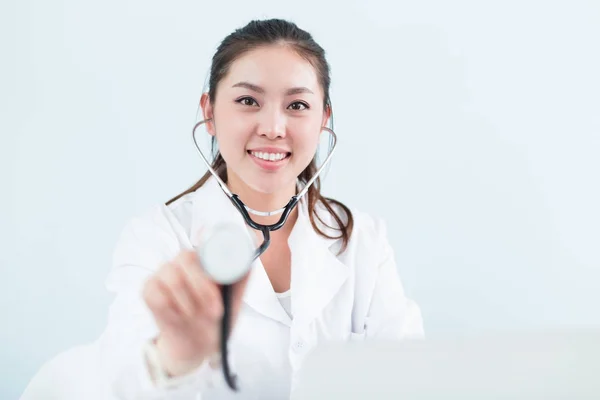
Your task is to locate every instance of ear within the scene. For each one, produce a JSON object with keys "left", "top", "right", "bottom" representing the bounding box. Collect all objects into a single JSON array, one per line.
[
  {"left": 321, "top": 104, "right": 332, "bottom": 127},
  {"left": 200, "top": 93, "right": 216, "bottom": 136}
]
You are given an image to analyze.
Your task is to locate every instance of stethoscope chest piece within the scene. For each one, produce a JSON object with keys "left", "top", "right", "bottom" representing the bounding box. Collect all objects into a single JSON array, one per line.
[{"left": 198, "top": 222, "right": 256, "bottom": 285}]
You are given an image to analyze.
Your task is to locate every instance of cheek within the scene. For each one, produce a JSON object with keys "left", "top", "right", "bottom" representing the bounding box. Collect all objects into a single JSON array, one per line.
[
  {"left": 216, "top": 124, "right": 251, "bottom": 153},
  {"left": 291, "top": 129, "right": 321, "bottom": 166},
  {"left": 213, "top": 104, "right": 251, "bottom": 148},
  {"left": 295, "top": 125, "right": 322, "bottom": 151}
]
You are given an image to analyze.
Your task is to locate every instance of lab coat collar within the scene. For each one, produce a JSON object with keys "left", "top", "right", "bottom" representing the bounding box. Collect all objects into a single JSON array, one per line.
[{"left": 190, "top": 176, "right": 349, "bottom": 327}]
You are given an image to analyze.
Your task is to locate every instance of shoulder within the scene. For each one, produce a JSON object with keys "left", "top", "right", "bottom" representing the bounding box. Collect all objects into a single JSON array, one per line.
[
  {"left": 350, "top": 207, "right": 387, "bottom": 237},
  {"left": 166, "top": 191, "right": 197, "bottom": 235},
  {"left": 106, "top": 192, "right": 202, "bottom": 292},
  {"left": 111, "top": 192, "right": 198, "bottom": 271},
  {"left": 318, "top": 198, "right": 389, "bottom": 252},
  {"left": 346, "top": 207, "right": 391, "bottom": 263}
]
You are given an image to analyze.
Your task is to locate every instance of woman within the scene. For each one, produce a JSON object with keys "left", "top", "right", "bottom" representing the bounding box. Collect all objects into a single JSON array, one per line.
[{"left": 99, "top": 18, "right": 424, "bottom": 399}]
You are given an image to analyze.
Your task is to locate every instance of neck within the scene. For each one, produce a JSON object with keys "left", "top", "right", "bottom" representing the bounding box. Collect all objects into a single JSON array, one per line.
[{"left": 225, "top": 169, "right": 299, "bottom": 228}]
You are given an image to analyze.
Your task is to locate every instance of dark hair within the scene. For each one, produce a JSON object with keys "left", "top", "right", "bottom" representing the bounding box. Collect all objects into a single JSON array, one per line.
[{"left": 166, "top": 18, "right": 354, "bottom": 252}]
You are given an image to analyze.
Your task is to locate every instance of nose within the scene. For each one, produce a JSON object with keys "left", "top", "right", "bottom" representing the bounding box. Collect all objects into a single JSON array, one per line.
[{"left": 257, "top": 105, "right": 286, "bottom": 139}]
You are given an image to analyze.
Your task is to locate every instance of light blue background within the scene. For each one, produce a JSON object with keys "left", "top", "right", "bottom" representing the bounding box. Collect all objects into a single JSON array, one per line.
[{"left": 2, "top": 0, "right": 599, "bottom": 398}]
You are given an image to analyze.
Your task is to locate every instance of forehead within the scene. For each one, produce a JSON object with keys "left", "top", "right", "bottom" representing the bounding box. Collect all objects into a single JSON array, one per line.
[{"left": 221, "top": 45, "right": 322, "bottom": 94}]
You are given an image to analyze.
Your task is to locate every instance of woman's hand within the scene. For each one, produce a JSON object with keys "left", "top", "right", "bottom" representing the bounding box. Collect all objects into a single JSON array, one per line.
[{"left": 142, "top": 250, "right": 249, "bottom": 377}]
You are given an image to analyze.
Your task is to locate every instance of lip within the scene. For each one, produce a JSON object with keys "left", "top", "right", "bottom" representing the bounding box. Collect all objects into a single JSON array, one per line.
[{"left": 247, "top": 149, "right": 291, "bottom": 172}]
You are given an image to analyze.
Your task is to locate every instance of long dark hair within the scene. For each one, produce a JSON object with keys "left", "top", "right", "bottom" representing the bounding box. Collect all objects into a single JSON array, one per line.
[{"left": 167, "top": 19, "right": 354, "bottom": 252}]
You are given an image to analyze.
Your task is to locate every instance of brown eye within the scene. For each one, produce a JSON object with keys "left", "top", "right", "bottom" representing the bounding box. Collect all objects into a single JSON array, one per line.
[
  {"left": 237, "top": 97, "right": 259, "bottom": 107},
  {"left": 288, "top": 101, "right": 309, "bottom": 111}
]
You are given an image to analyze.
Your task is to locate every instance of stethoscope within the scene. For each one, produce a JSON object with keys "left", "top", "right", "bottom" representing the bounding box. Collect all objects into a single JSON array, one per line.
[{"left": 191, "top": 118, "right": 338, "bottom": 390}]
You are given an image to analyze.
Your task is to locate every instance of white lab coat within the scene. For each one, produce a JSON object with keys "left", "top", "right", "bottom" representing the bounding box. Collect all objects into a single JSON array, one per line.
[{"left": 25, "top": 176, "right": 423, "bottom": 400}]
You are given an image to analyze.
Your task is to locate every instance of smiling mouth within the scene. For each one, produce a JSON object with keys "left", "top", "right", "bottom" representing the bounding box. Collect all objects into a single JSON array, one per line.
[{"left": 247, "top": 150, "right": 292, "bottom": 162}]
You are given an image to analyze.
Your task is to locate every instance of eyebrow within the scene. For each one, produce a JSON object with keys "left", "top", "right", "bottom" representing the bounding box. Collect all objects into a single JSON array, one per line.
[{"left": 232, "top": 81, "right": 314, "bottom": 95}]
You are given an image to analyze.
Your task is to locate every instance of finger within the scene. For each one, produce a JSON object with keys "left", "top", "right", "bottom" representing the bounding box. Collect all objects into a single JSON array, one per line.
[
  {"left": 177, "top": 251, "right": 211, "bottom": 305},
  {"left": 203, "top": 281, "right": 224, "bottom": 320},
  {"left": 178, "top": 251, "right": 222, "bottom": 319},
  {"left": 143, "top": 277, "right": 180, "bottom": 326},
  {"left": 159, "top": 263, "right": 197, "bottom": 318}
]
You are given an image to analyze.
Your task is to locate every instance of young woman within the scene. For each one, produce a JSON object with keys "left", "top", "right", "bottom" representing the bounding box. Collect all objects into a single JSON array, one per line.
[{"left": 99, "top": 18, "right": 424, "bottom": 399}]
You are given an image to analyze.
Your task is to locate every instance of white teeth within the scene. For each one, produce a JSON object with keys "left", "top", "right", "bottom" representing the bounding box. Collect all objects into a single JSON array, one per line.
[{"left": 251, "top": 151, "right": 287, "bottom": 161}]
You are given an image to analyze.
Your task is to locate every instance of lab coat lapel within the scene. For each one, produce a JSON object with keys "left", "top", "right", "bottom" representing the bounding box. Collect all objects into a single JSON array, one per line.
[
  {"left": 289, "top": 199, "right": 349, "bottom": 325},
  {"left": 191, "top": 177, "right": 292, "bottom": 327},
  {"left": 244, "top": 257, "right": 292, "bottom": 326}
]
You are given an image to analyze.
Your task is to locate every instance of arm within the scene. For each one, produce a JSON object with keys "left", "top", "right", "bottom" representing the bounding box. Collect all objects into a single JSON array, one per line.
[
  {"left": 362, "top": 217, "right": 424, "bottom": 340},
  {"left": 95, "top": 206, "right": 223, "bottom": 399}
]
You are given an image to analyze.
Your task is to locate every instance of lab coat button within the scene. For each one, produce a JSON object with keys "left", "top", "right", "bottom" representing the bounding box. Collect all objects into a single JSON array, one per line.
[{"left": 293, "top": 341, "right": 304, "bottom": 351}]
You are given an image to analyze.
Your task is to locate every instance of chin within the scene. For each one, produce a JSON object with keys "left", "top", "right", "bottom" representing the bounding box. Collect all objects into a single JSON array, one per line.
[
  {"left": 246, "top": 178, "right": 290, "bottom": 195},
  {"left": 241, "top": 172, "right": 296, "bottom": 196}
]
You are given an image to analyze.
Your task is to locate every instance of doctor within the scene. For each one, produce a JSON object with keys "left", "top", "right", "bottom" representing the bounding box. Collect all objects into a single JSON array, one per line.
[{"left": 98, "top": 18, "right": 424, "bottom": 400}]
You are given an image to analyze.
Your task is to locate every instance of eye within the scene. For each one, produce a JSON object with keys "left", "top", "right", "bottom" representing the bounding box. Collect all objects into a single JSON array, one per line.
[
  {"left": 288, "top": 101, "right": 309, "bottom": 111},
  {"left": 236, "top": 97, "right": 259, "bottom": 107}
]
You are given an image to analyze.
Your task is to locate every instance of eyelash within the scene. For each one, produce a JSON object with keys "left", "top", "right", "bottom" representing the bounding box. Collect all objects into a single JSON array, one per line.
[{"left": 235, "top": 97, "right": 310, "bottom": 111}]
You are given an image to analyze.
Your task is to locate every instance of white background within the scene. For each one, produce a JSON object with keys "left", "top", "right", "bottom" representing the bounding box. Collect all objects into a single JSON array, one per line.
[{"left": 2, "top": 0, "right": 599, "bottom": 398}]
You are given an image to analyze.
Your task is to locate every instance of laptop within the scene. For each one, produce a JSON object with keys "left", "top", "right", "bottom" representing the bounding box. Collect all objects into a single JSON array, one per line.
[{"left": 291, "top": 330, "right": 600, "bottom": 399}]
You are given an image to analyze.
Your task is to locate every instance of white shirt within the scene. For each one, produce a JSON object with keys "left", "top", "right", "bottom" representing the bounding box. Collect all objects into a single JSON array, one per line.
[
  {"left": 61, "top": 176, "right": 423, "bottom": 399},
  {"left": 275, "top": 289, "right": 293, "bottom": 319}
]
